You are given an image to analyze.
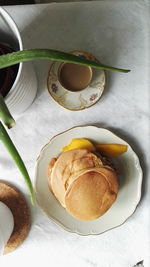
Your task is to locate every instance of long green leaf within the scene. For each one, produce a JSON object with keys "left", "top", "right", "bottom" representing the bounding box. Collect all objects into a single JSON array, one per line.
[
  {"left": 0, "top": 93, "right": 16, "bottom": 128},
  {"left": 0, "top": 49, "right": 130, "bottom": 73},
  {"left": 0, "top": 121, "right": 34, "bottom": 204}
]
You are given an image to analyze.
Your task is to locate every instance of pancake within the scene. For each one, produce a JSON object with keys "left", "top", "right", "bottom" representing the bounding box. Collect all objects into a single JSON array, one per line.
[
  {"left": 65, "top": 168, "right": 118, "bottom": 220},
  {"left": 47, "top": 149, "right": 118, "bottom": 221},
  {"left": 48, "top": 149, "right": 103, "bottom": 206}
]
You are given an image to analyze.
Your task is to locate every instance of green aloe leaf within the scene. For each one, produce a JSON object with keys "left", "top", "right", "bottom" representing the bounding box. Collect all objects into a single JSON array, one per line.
[
  {"left": 0, "top": 49, "right": 130, "bottom": 73},
  {"left": 0, "top": 93, "right": 16, "bottom": 128},
  {"left": 0, "top": 121, "right": 34, "bottom": 204}
]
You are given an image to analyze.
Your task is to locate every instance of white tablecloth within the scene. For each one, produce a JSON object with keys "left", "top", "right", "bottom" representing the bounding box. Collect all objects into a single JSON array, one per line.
[{"left": 0, "top": 1, "right": 150, "bottom": 266}]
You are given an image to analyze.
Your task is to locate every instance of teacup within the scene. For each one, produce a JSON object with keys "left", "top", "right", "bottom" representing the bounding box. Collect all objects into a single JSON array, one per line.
[
  {"left": 58, "top": 62, "right": 93, "bottom": 92},
  {"left": 0, "top": 7, "right": 37, "bottom": 116},
  {"left": 0, "top": 201, "right": 14, "bottom": 255}
]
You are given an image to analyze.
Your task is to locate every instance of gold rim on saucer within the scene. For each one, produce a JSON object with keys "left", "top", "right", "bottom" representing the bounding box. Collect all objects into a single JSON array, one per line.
[{"left": 47, "top": 50, "right": 106, "bottom": 111}]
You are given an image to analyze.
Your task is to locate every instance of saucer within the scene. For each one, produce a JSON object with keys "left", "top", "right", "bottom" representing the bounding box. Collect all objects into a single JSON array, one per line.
[
  {"left": 47, "top": 50, "right": 106, "bottom": 110},
  {"left": 34, "top": 125, "right": 143, "bottom": 235}
]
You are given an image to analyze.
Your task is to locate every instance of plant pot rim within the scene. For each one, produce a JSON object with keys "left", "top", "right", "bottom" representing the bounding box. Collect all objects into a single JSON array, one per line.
[{"left": 0, "top": 7, "right": 23, "bottom": 100}]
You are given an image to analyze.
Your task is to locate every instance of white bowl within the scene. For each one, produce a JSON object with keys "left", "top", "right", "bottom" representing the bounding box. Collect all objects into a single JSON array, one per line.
[
  {"left": 0, "top": 7, "right": 37, "bottom": 116},
  {"left": 34, "top": 125, "right": 143, "bottom": 235}
]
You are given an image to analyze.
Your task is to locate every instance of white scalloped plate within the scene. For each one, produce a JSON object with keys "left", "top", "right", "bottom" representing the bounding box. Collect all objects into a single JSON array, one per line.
[{"left": 34, "top": 126, "right": 143, "bottom": 235}]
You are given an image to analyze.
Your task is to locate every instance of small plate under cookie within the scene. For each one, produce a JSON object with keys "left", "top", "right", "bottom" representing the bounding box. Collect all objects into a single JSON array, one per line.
[{"left": 47, "top": 50, "right": 106, "bottom": 111}]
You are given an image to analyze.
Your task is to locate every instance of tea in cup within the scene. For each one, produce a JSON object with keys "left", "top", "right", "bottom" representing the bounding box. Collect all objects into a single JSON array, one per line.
[{"left": 58, "top": 62, "right": 92, "bottom": 92}]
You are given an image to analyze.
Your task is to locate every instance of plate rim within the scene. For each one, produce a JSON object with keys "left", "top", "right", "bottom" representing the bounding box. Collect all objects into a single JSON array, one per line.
[{"left": 34, "top": 125, "right": 143, "bottom": 236}]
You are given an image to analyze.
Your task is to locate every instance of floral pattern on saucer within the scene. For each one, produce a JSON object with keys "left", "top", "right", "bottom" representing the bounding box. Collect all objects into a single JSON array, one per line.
[{"left": 47, "top": 50, "right": 106, "bottom": 110}]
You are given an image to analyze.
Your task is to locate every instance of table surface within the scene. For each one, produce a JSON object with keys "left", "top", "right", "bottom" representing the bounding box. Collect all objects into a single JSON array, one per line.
[{"left": 0, "top": 1, "right": 150, "bottom": 267}]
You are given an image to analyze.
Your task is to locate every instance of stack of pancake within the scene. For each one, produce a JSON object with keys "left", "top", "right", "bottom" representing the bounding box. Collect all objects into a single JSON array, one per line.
[{"left": 47, "top": 149, "right": 118, "bottom": 221}]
